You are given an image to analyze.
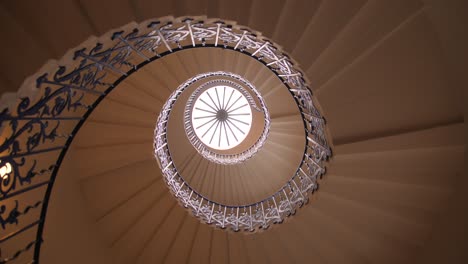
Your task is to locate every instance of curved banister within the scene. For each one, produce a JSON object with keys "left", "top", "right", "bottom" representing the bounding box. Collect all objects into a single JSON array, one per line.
[{"left": 0, "top": 16, "right": 332, "bottom": 263}]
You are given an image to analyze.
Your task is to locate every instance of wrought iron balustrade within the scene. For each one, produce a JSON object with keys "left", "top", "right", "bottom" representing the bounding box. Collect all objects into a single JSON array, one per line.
[{"left": 0, "top": 16, "right": 331, "bottom": 263}]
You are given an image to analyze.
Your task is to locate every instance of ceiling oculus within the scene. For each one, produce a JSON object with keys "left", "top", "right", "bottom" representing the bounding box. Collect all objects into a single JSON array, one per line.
[
  {"left": 183, "top": 72, "right": 270, "bottom": 165},
  {"left": 190, "top": 85, "right": 253, "bottom": 150}
]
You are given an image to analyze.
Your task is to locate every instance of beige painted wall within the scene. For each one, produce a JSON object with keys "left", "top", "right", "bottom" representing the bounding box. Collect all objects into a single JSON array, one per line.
[{"left": 416, "top": 1, "right": 468, "bottom": 263}]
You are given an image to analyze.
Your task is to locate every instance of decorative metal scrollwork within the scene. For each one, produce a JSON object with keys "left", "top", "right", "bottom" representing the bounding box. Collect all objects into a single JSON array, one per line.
[
  {"left": 161, "top": 71, "right": 271, "bottom": 165},
  {"left": 0, "top": 200, "right": 42, "bottom": 230},
  {"left": 151, "top": 19, "right": 332, "bottom": 231},
  {"left": 0, "top": 16, "right": 331, "bottom": 262}
]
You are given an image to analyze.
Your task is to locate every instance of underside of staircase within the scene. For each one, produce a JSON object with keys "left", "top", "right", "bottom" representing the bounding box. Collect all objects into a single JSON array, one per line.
[{"left": 0, "top": 1, "right": 466, "bottom": 264}]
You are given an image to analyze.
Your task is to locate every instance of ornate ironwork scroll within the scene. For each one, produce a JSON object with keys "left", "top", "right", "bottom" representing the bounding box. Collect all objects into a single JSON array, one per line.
[
  {"left": 152, "top": 18, "right": 332, "bottom": 231},
  {"left": 0, "top": 16, "right": 332, "bottom": 263}
]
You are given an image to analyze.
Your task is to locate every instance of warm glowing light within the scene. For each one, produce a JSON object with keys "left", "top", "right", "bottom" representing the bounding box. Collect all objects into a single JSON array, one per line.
[{"left": 0, "top": 161, "right": 12, "bottom": 179}]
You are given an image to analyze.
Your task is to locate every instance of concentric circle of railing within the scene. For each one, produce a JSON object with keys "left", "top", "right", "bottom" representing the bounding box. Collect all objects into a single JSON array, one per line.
[
  {"left": 0, "top": 16, "right": 331, "bottom": 262},
  {"left": 162, "top": 71, "right": 270, "bottom": 165},
  {"left": 153, "top": 20, "right": 332, "bottom": 231}
]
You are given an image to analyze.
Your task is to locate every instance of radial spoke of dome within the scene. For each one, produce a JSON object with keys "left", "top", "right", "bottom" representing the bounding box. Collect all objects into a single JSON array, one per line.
[
  {"left": 195, "top": 106, "right": 217, "bottom": 115},
  {"left": 225, "top": 120, "right": 239, "bottom": 142},
  {"left": 218, "top": 120, "right": 223, "bottom": 147},
  {"left": 215, "top": 87, "right": 222, "bottom": 110},
  {"left": 209, "top": 121, "right": 221, "bottom": 144},
  {"left": 201, "top": 119, "right": 219, "bottom": 137},
  {"left": 196, "top": 117, "right": 217, "bottom": 130},
  {"left": 226, "top": 119, "right": 246, "bottom": 135},
  {"left": 223, "top": 121, "right": 230, "bottom": 146},
  {"left": 199, "top": 98, "right": 218, "bottom": 113},
  {"left": 222, "top": 86, "right": 226, "bottom": 109},
  {"left": 229, "top": 116, "right": 250, "bottom": 126},
  {"left": 225, "top": 95, "right": 243, "bottom": 112},
  {"left": 227, "top": 103, "right": 249, "bottom": 113},
  {"left": 206, "top": 92, "right": 220, "bottom": 111},
  {"left": 194, "top": 115, "right": 217, "bottom": 119},
  {"left": 229, "top": 113, "right": 251, "bottom": 116},
  {"left": 224, "top": 89, "right": 235, "bottom": 111}
]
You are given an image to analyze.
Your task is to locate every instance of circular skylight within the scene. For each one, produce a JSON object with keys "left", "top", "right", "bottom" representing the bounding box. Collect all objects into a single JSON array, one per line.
[
  {"left": 191, "top": 85, "right": 252, "bottom": 150},
  {"left": 180, "top": 71, "right": 270, "bottom": 165}
]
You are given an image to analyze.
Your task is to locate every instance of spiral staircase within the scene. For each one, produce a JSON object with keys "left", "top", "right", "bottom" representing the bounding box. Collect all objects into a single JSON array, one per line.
[{"left": 0, "top": 1, "right": 466, "bottom": 264}]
